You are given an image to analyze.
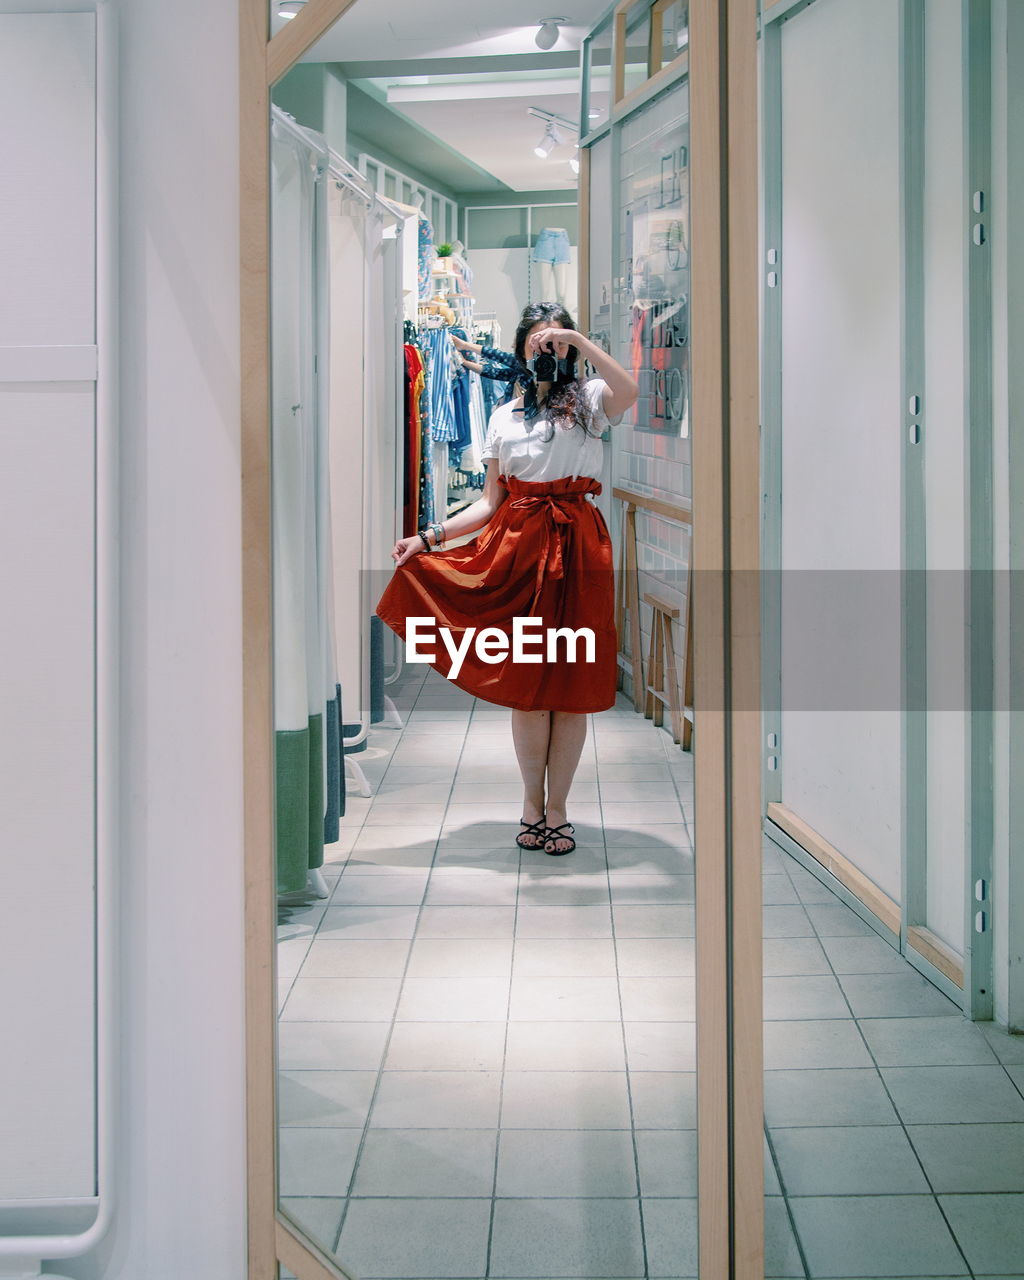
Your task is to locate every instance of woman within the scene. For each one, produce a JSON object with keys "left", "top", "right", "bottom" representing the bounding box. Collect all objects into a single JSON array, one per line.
[{"left": 376, "top": 303, "right": 639, "bottom": 856}]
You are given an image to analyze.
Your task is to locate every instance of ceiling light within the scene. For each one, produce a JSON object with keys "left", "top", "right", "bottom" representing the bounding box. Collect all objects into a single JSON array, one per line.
[
  {"left": 534, "top": 124, "right": 560, "bottom": 158},
  {"left": 588, "top": 107, "right": 601, "bottom": 120},
  {"left": 535, "top": 17, "right": 566, "bottom": 51},
  {"left": 278, "top": 0, "right": 306, "bottom": 17}
]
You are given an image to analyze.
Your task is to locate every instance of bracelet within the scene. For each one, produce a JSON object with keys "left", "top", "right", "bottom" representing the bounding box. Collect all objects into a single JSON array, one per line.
[
  {"left": 431, "top": 522, "right": 445, "bottom": 547},
  {"left": 417, "top": 530, "right": 432, "bottom": 554}
]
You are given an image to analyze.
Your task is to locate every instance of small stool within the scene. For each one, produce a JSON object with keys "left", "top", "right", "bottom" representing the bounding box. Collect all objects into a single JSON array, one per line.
[{"left": 643, "top": 592, "right": 685, "bottom": 745}]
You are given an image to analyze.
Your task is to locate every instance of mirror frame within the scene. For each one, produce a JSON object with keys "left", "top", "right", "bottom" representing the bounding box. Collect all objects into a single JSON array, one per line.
[{"left": 239, "top": 1, "right": 763, "bottom": 1276}]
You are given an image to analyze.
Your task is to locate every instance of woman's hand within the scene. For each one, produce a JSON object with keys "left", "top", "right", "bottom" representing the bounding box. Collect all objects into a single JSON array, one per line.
[
  {"left": 392, "top": 535, "right": 425, "bottom": 566},
  {"left": 527, "top": 326, "right": 581, "bottom": 360}
]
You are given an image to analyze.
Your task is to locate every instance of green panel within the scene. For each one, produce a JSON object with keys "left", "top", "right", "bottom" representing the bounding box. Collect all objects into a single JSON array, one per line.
[
  {"left": 275, "top": 712, "right": 325, "bottom": 895},
  {"left": 466, "top": 206, "right": 529, "bottom": 249}
]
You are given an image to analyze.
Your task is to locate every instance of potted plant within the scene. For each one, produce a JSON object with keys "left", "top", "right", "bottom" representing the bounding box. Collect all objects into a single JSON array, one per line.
[{"left": 433, "top": 243, "right": 454, "bottom": 273}]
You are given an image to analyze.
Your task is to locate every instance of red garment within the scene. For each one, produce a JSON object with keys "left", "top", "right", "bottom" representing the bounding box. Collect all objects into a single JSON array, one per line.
[
  {"left": 376, "top": 475, "right": 617, "bottom": 712},
  {"left": 403, "top": 344, "right": 425, "bottom": 537}
]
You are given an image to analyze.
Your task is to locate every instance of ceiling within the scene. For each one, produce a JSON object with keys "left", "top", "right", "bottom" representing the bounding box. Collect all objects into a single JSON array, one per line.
[{"left": 271, "top": 0, "right": 613, "bottom": 194}]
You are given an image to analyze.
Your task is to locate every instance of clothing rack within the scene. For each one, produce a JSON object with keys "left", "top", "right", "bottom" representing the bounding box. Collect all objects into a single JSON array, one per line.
[{"left": 271, "top": 105, "right": 406, "bottom": 220}]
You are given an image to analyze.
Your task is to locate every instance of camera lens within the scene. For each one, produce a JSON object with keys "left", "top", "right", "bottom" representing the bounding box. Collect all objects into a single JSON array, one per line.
[{"left": 533, "top": 352, "right": 557, "bottom": 380}]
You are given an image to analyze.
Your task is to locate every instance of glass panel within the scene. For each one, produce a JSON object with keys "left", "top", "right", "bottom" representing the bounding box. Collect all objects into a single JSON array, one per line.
[
  {"left": 269, "top": 4, "right": 700, "bottom": 1277},
  {"left": 623, "top": 1, "right": 653, "bottom": 100},
  {"left": 656, "top": 0, "right": 689, "bottom": 70},
  {"left": 614, "top": 81, "right": 690, "bottom": 437},
  {"left": 584, "top": 18, "right": 614, "bottom": 131}
]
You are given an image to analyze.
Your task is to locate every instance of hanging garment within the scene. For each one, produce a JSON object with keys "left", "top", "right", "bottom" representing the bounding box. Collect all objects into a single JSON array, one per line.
[
  {"left": 422, "top": 326, "right": 458, "bottom": 443},
  {"left": 375, "top": 474, "right": 617, "bottom": 713},
  {"left": 418, "top": 215, "right": 435, "bottom": 301}
]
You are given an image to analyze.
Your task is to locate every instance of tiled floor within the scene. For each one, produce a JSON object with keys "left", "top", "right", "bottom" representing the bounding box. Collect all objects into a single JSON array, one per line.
[{"left": 277, "top": 665, "right": 1024, "bottom": 1280}]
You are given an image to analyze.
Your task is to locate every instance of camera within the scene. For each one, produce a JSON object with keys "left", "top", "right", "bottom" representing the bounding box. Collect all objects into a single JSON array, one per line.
[{"left": 527, "top": 351, "right": 570, "bottom": 381}]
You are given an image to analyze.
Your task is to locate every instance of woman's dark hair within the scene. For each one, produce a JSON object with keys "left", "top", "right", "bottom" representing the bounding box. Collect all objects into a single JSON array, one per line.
[{"left": 513, "top": 302, "right": 600, "bottom": 439}]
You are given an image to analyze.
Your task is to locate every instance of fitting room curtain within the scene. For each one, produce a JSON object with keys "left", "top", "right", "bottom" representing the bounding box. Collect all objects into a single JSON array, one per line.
[{"left": 271, "top": 122, "right": 346, "bottom": 893}]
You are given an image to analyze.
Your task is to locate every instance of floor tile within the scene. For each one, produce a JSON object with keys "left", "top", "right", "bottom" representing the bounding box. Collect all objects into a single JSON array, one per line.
[
  {"left": 351, "top": 1128, "right": 497, "bottom": 1197},
  {"left": 636, "top": 1129, "right": 698, "bottom": 1196},
  {"left": 608, "top": 874, "right": 694, "bottom": 905},
  {"left": 764, "top": 1196, "right": 805, "bottom": 1279},
  {"left": 281, "top": 977, "right": 402, "bottom": 1023},
  {"left": 804, "top": 902, "right": 878, "bottom": 937},
  {"left": 818, "top": 933, "right": 906, "bottom": 974},
  {"left": 490, "top": 1198, "right": 645, "bottom": 1278},
  {"left": 599, "top": 781, "right": 679, "bottom": 801},
  {"left": 642, "top": 1197, "right": 699, "bottom": 1278},
  {"left": 624, "top": 1022, "right": 696, "bottom": 1071},
  {"left": 770, "top": 1125, "right": 928, "bottom": 1196},
  {"left": 762, "top": 876, "right": 802, "bottom": 905},
  {"left": 384, "top": 1021, "right": 507, "bottom": 1072},
  {"left": 278, "top": 1127, "right": 361, "bottom": 1197},
  {"left": 517, "top": 876, "right": 611, "bottom": 906},
  {"left": 513, "top": 937, "right": 618, "bottom": 978},
  {"left": 369, "top": 1071, "right": 502, "bottom": 1129},
  {"left": 343, "top": 844, "right": 437, "bottom": 873},
  {"left": 405, "top": 937, "right": 513, "bottom": 978},
  {"left": 300, "top": 940, "right": 410, "bottom": 978},
  {"left": 764, "top": 1068, "right": 897, "bottom": 1127},
  {"left": 280, "top": 1198, "right": 344, "bottom": 1253},
  {"left": 364, "top": 802, "right": 450, "bottom": 823},
  {"left": 763, "top": 975, "right": 851, "bottom": 1020},
  {"left": 433, "top": 844, "right": 522, "bottom": 871},
  {"left": 396, "top": 976, "right": 510, "bottom": 1022},
  {"left": 496, "top": 1129, "right": 638, "bottom": 1197},
  {"left": 616, "top": 938, "right": 696, "bottom": 977},
  {"left": 762, "top": 938, "right": 831, "bottom": 977},
  {"left": 515, "top": 904, "right": 614, "bottom": 938},
  {"left": 604, "top": 823, "right": 690, "bottom": 848},
  {"left": 762, "top": 905, "right": 816, "bottom": 938},
  {"left": 505, "top": 1021, "right": 627, "bottom": 1071},
  {"left": 619, "top": 976, "right": 696, "bottom": 1021},
  {"left": 880, "top": 1065, "right": 1024, "bottom": 1123},
  {"left": 613, "top": 905, "right": 695, "bottom": 938},
  {"left": 500, "top": 1071, "right": 632, "bottom": 1130},
  {"left": 787, "top": 1195, "right": 968, "bottom": 1277},
  {"left": 908, "top": 1123, "right": 1024, "bottom": 1192},
  {"left": 859, "top": 1015, "right": 999, "bottom": 1067},
  {"left": 337, "top": 1197, "right": 491, "bottom": 1279},
  {"left": 762, "top": 1020, "right": 873, "bottom": 1070},
  {"left": 278, "top": 1021, "right": 390, "bottom": 1071},
  {"left": 518, "top": 844, "right": 609, "bottom": 874},
  {"left": 277, "top": 936, "right": 314, "bottom": 979},
  {"left": 938, "top": 1195, "right": 1024, "bottom": 1280},
  {"left": 600, "top": 801, "right": 683, "bottom": 825},
  {"left": 606, "top": 846, "right": 695, "bottom": 874},
  {"left": 979, "top": 1023, "right": 1024, "bottom": 1064},
  {"left": 509, "top": 975, "right": 621, "bottom": 1021},
  {"left": 838, "top": 972, "right": 961, "bottom": 1018},
  {"left": 277, "top": 1070, "right": 377, "bottom": 1128},
  {"left": 415, "top": 906, "right": 516, "bottom": 938},
  {"left": 352, "top": 825, "right": 442, "bottom": 852},
  {"left": 423, "top": 870, "right": 518, "bottom": 906},
  {"left": 317, "top": 906, "right": 420, "bottom": 940},
  {"left": 629, "top": 1072, "right": 697, "bottom": 1128},
  {"left": 596, "top": 762, "right": 673, "bottom": 781}
]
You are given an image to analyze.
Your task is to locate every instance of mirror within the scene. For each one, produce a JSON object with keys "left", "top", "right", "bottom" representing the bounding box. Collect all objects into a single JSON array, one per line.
[
  {"left": 266, "top": 2, "right": 697, "bottom": 1276},
  {"left": 759, "top": 0, "right": 1024, "bottom": 1275}
]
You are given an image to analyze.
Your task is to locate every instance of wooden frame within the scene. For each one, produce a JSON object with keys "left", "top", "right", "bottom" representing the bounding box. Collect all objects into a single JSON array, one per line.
[
  {"left": 243, "top": 0, "right": 763, "bottom": 1275},
  {"left": 611, "top": 0, "right": 691, "bottom": 111}
]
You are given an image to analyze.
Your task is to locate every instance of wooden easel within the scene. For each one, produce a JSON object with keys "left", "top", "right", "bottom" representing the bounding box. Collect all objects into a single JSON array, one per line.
[{"left": 613, "top": 486, "right": 694, "bottom": 749}]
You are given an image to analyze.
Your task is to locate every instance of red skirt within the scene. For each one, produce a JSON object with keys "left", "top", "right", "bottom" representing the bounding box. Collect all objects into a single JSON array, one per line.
[{"left": 375, "top": 475, "right": 617, "bottom": 712}]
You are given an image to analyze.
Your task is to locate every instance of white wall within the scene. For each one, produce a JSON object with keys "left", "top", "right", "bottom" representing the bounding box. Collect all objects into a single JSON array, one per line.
[
  {"left": 778, "top": 0, "right": 904, "bottom": 902},
  {"left": 0, "top": 9, "right": 98, "bottom": 1210},
  {"left": 62, "top": 0, "right": 247, "bottom": 1272}
]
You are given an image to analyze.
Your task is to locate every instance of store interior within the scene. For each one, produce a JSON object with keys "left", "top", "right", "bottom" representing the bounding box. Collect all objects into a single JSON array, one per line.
[{"left": 265, "top": 1, "right": 1024, "bottom": 1278}]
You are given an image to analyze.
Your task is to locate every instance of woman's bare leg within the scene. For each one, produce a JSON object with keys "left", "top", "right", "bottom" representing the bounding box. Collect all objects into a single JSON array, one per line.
[
  {"left": 544, "top": 711, "right": 589, "bottom": 851},
  {"left": 511, "top": 709, "right": 551, "bottom": 846}
]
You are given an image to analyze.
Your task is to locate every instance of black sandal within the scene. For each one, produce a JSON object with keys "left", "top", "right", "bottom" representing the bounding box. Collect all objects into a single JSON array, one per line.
[
  {"left": 544, "top": 822, "right": 576, "bottom": 856},
  {"left": 516, "top": 817, "right": 548, "bottom": 850}
]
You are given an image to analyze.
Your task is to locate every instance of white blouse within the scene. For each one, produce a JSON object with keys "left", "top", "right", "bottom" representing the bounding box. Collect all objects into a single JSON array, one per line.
[{"left": 479, "top": 378, "right": 621, "bottom": 483}]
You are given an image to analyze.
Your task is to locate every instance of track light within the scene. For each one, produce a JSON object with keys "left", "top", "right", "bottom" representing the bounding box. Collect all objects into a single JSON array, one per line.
[
  {"left": 535, "top": 17, "right": 566, "bottom": 50},
  {"left": 534, "top": 125, "right": 559, "bottom": 159},
  {"left": 278, "top": 0, "right": 307, "bottom": 17}
]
